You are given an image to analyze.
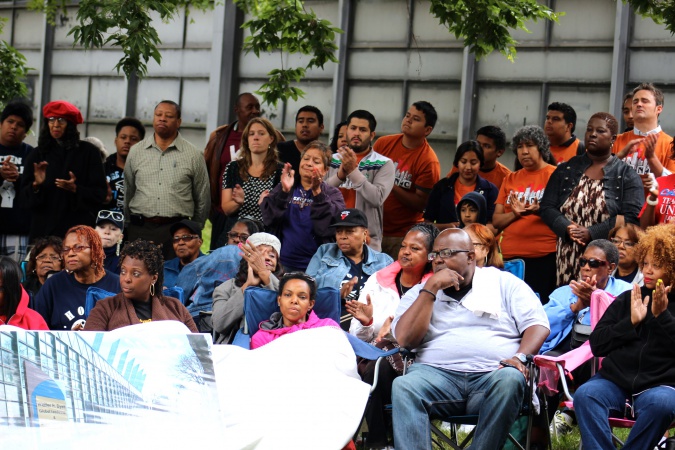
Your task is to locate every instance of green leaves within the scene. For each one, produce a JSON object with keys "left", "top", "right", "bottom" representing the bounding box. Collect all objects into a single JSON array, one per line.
[
  {"left": 428, "top": 0, "right": 563, "bottom": 62},
  {"left": 234, "top": 0, "right": 341, "bottom": 106},
  {"left": 29, "top": 0, "right": 214, "bottom": 78},
  {"left": 629, "top": 0, "right": 675, "bottom": 34},
  {"left": 0, "top": 19, "right": 32, "bottom": 109}
]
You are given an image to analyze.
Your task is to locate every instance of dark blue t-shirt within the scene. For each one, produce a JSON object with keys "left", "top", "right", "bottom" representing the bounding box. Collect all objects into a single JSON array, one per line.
[
  {"left": 0, "top": 141, "right": 33, "bottom": 234},
  {"left": 35, "top": 270, "right": 121, "bottom": 330},
  {"left": 280, "top": 186, "right": 319, "bottom": 270}
]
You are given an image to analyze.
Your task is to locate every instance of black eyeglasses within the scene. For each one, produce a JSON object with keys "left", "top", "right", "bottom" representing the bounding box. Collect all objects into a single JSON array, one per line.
[
  {"left": 172, "top": 234, "right": 200, "bottom": 243},
  {"left": 61, "top": 245, "right": 91, "bottom": 254},
  {"left": 428, "top": 249, "right": 470, "bottom": 261},
  {"left": 579, "top": 257, "right": 608, "bottom": 268},
  {"left": 610, "top": 238, "right": 635, "bottom": 249},
  {"left": 97, "top": 210, "right": 124, "bottom": 223},
  {"left": 227, "top": 232, "right": 250, "bottom": 241}
]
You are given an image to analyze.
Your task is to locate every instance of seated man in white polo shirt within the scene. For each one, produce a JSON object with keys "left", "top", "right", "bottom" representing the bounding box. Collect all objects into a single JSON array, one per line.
[{"left": 391, "top": 228, "right": 550, "bottom": 450}]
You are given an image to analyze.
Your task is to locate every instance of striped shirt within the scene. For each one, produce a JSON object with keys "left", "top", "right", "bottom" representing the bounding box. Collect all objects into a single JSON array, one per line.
[{"left": 124, "top": 132, "right": 210, "bottom": 224}]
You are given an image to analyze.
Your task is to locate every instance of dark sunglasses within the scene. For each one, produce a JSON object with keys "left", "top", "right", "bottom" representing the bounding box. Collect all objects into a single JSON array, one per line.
[{"left": 579, "top": 257, "right": 608, "bottom": 268}]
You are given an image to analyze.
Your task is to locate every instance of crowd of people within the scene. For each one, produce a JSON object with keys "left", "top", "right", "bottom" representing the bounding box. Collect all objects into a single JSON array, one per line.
[{"left": 1, "top": 80, "right": 675, "bottom": 449}]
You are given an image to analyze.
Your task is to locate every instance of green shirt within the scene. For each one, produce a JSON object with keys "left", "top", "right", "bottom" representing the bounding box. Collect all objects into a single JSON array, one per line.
[{"left": 123, "top": 132, "right": 210, "bottom": 224}]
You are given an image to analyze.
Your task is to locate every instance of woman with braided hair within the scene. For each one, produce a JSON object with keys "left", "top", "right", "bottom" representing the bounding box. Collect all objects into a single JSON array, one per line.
[{"left": 34, "top": 225, "right": 120, "bottom": 330}]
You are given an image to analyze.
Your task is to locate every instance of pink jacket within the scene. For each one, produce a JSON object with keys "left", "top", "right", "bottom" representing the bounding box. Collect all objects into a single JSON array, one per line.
[
  {"left": 1, "top": 287, "right": 49, "bottom": 330},
  {"left": 251, "top": 310, "right": 339, "bottom": 349}
]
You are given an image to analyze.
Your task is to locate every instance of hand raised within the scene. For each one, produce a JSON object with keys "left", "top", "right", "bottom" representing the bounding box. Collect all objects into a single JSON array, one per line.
[
  {"left": 232, "top": 184, "right": 245, "bottom": 206},
  {"left": 631, "top": 283, "right": 648, "bottom": 326},
  {"left": 651, "top": 279, "right": 672, "bottom": 318},
  {"left": 337, "top": 146, "right": 357, "bottom": 177},
  {"left": 55, "top": 171, "right": 77, "bottom": 193},
  {"left": 340, "top": 276, "right": 358, "bottom": 300},
  {"left": 1, "top": 156, "right": 19, "bottom": 182},
  {"left": 33, "top": 161, "right": 48, "bottom": 185},
  {"left": 345, "top": 294, "right": 373, "bottom": 326},
  {"left": 280, "top": 162, "right": 295, "bottom": 193},
  {"left": 426, "top": 267, "right": 464, "bottom": 292}
]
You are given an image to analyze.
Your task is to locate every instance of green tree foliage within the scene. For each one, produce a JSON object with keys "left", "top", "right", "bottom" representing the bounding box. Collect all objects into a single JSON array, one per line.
[
  {"left": 0, "top": 19, "right": 32, "bottom": 109},
  {"left": 428, "top": 0, "right": 562, "bottom": 61},
  {"left": 234, "top": 0, "right": 342, "bottom": 106},
  {"left": 0, "top": 0, "right": 672, "bottom": 109},
  {"left": 28, "top": 0, "right": 213, "bottom": 78}
]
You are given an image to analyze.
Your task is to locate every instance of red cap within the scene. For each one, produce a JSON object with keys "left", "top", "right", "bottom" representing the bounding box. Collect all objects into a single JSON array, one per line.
[{"left": 42, "top": 100, "right": 84, "bottom": 125}]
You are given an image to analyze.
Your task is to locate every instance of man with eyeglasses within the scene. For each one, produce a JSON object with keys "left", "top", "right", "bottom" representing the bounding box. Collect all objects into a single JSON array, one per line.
[
  {"left": 163, "top": 219, "right": 204, "bottom": 288},
  {"left": 391, "top": 228, "right": 549, "bottom": 450}
]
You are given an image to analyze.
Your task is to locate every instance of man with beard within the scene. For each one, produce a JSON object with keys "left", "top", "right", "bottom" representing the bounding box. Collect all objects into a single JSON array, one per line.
[
  {"left": 326, "top": 110, "right": 394, "bottom": 251},
  {"left": 277, "top": 105, "right": 325, "bottom": 172},
  {"left": 102, "top": 117, "right": 145, "bottom": 211},
  {"left": 124, "top": 100, "right": 209, "bottom": 260}
]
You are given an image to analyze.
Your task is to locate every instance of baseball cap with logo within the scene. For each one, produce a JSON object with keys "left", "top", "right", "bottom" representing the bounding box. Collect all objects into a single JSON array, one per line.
[{"left": 329, "top": 208, "right": 368, "bottom": 228}]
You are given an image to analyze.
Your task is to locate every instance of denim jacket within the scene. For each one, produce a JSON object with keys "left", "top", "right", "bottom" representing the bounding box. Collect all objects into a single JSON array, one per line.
[
  {"left": 540, "top": 153, "right": 644, "bottom": 241},
  {"left": 306, "top": 243, "right": 393, "bottom": 292},
  {"left": 175, "top": 245, "right": 242, "bottom": 318}
]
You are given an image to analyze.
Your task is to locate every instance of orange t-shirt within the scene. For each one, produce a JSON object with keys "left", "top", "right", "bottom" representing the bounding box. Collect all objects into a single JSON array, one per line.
[
  {"left": 447, "top": 161, "right": 512, "bottom": 190},
  {"left": 550, "top": 138, "right": 581, "bottom": 164},
  {"left": 496, "top": 165, "right": 557, "bottom": 258},
  {"left": 454, "top": 179, "right": 476, "bottom": 205},
  {"left": 612, "top": 130, "right": 675, "bottom": 175},
  {"left": 374, "top": 134, "right": 440, "bottom": 236},
  {"left": 339, "top": 152, "right": 367, "bottom": 208}
]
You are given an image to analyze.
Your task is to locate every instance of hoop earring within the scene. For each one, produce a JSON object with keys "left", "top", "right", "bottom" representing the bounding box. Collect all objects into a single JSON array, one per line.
[
  {"left": 150, "top": 283, "right": 155, "bottom": 297},
  {"left": 485, "top": 255, "right": 488, "bottom": 265}
]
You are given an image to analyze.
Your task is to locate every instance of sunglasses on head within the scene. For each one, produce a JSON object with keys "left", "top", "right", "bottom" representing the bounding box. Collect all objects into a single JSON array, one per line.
[
  {"left": 579, "top": 257, "right": 608, "bottom": 268},
  {"left": 97, "top": 210, "right": 124, "bottom": 223}
]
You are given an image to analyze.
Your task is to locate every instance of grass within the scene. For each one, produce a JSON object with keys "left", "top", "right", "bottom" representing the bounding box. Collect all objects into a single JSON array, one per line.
[
  {"left": 430, "top": 422, "right": 630, "bottom": 450},
  {"left": 200, "top": 219, "right": 213, "bottom": 253}
]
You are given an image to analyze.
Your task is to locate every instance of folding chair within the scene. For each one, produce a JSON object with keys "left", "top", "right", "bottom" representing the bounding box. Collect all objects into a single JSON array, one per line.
[
  {"left": 424, "top": 355, "right": 544, "bottom": 450},
  {"left": 534, "top": 290, "right": 617, "bottom": 447},
  {"left": 503, "top": 258, "right": 526, "bottom": 280}
]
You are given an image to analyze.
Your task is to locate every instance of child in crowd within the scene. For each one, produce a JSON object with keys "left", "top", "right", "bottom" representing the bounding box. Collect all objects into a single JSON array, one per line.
[{"left": 95, "top": 210, "right": 124, "bottom": 274}]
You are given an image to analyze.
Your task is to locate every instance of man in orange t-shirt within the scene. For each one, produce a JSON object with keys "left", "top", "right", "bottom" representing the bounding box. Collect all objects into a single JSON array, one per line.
[
  {"left": 446, "top": 126, "right": 511, "bottom": 190},
  {"left": 613, "top": 82, "right": 675, "bottom": 177},
  {"left": 374, "top": 101, "right": 440, "bottom": 259},
  {"left": 545, "top": 102, "right": 584, "bottom": 164}
]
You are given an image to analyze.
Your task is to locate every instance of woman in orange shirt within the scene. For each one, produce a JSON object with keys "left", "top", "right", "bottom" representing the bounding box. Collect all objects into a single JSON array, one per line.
[
  {"left": 493, "top": 125, "right": 558, "bottom": 301},
  {"left": 424, "top": 140, "right": 498, "bottom": 230}
]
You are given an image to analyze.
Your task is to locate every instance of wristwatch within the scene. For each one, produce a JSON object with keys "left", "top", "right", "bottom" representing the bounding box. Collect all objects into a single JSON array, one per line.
[{"left": 514, "top": 353, "right": 528, "bottom": 364}]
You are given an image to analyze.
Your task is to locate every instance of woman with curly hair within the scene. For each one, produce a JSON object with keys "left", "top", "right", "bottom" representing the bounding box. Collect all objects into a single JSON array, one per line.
[
  {"left": 219, "top": 117, "right": 284, "bottom": 241},
  {"left": 21, "top": 100, "right": 108, "bottom": 240},
  {"left": 211, "top": 232, "right": 284, "bottom": 343},
  {"left": 22, "top": 236, "right": 64, "bottom": 296},
  {"left": 85, "top": 239, "right": 197, "bottom": 332},
  {"left": 493, "top": 125, "right": 557, "bottom": 300},
  {"left": 541, "top": 112, "right": 644, "bottom": 286},
  {"left": 34, "top": 225, "right": 120, "bottom": 330},
  {"left": 575, "top": 223, "right": 675, "bottom": 450}
]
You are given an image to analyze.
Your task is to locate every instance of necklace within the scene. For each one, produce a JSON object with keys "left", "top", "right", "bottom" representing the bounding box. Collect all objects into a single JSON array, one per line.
[{"left": 396, "top": 272, "right": 411, "bottom": 297}]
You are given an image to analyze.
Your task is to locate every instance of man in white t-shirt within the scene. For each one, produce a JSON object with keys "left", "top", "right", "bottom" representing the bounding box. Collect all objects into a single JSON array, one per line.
[{"left": 391, "top": 228, "right": 550, "bottom": 449}]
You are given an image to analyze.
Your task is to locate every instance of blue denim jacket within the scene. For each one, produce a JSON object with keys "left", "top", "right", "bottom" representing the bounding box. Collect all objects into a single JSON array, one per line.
[
  {"left": 540, "top": 153, "right": 645, "bottom": 241},
  {"left": 175, "top": 245, "right": 242, "bottom": 318},
  {"left": 306, "top": 243, "right": 393, "bottom": 292}
]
